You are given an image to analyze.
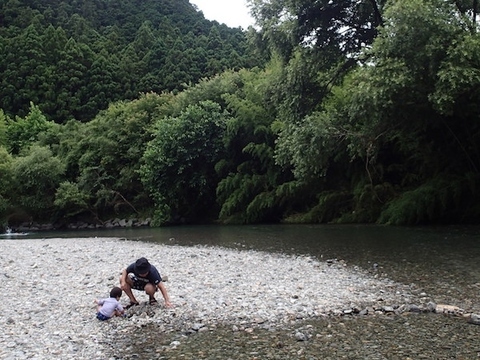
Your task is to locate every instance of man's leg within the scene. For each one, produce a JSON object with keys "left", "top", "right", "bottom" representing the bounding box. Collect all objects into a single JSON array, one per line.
[
  {"left": 144, "top": 283, "right": 157, "bottom": 304},
  {"left": 119, "top": 275, "right": 139, "bottom": 304}
]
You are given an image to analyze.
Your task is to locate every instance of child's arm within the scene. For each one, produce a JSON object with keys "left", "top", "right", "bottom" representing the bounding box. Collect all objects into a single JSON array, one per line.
[
  {"left": 117, "top": 301, "right": 125, "bottom": 315},
  {"left": 113, "top": 303, "right": 125, "bottom": 317}
]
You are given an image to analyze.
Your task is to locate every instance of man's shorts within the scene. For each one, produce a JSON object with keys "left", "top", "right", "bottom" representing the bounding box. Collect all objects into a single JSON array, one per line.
[
  {"left": 128, "top": 273, "right": 150, "bottom": 291},
  {"left": 96, "top": 312, "right": 110, "bottom": 321}
]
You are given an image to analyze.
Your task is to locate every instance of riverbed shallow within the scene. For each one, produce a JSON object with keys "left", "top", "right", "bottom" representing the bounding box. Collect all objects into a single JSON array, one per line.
[{"left": 110, "top": 314, "right": 480, "bottom": 359}]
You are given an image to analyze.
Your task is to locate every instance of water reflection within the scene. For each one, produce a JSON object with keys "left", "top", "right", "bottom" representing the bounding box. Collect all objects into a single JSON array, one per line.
[{"left": 5, "top": 223, "right": 480, "bottom": 263}]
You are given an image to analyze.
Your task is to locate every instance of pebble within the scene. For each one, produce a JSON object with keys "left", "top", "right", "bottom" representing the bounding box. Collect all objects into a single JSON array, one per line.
[{"left": 0, "top": 237, "right": 416, "bottom": 359}]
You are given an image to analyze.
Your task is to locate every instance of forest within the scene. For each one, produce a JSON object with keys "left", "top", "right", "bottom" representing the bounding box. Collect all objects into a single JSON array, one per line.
[{"left": 0, "top": 0, "right": 479, "bottom": 229}]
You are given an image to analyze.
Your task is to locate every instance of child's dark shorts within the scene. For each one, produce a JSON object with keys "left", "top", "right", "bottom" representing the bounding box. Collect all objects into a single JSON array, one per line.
[{"left": 96, "top": 312, "right": 110, "bottom": 321}]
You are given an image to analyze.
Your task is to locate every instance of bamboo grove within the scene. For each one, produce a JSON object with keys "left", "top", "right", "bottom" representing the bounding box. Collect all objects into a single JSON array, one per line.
[{"left": 0, "top": 0, "right": 479, "bottom": 228}]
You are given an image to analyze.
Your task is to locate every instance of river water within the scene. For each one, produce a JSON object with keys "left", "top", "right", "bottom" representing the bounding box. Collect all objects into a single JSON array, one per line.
[{"left": 6, "top": 224, "right": 480, "bottom": 358}]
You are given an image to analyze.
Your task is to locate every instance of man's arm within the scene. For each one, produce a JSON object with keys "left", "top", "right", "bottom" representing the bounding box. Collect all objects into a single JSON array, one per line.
[
  {"left": 120, "top": 267, "right": 139, "bottom": 305},
  {"left": 120, "top": 269, "right": 129, "bottom": 287},
  {"left": 157, "top": 282, "right": 172, "bottom": 308}
]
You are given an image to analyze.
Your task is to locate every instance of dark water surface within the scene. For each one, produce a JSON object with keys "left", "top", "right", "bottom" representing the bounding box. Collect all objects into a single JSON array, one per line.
[{"left": 7, "top": 224, "right": 480, "bottom": 359}]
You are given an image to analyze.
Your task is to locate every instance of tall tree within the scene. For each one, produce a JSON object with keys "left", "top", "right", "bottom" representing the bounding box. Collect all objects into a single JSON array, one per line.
[
  {"left": 6, "top": 102, "right": 56, "bottom": 155},
  {"left": 0, "top": 146, "right": 14, "bottom": 219},
  {"left": 276, "top": 0, "right": 480, "bottom": 224},
  {"left": 215, "top": 69, "right": 291, "bottom": 223},
  {"left": 0, "top": 109, "right": 8, "bottom": 147},
  {"left": 140, "top": 101, "right": 228, "bottom": 225},
  {"left": 67, "top": 93, "right": 168, "bottom": 219},
  {"left": 12, "top": 145, "right": 65, "bottom": 219},
  {"left": 249, "top": 0, "right": 386, "bottom": 60}
]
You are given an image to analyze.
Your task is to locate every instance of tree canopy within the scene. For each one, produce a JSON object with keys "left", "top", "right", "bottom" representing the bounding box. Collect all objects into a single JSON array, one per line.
[{"left": 0, "top": 0, "right": 262, "bottom": 122}]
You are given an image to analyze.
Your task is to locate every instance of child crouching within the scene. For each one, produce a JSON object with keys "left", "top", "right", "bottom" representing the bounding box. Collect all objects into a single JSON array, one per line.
[{"left": 95, "top": 286, "right": 125, "bottom": 321}]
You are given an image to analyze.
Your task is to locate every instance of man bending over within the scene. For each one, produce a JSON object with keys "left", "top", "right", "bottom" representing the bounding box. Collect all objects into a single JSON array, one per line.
[{"left": 120, "top": 257, "right": 172, "bottom": 308}]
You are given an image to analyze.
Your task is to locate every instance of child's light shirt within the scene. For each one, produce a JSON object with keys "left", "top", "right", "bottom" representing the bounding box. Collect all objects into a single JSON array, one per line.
[{"left": 98, "top": 298, "right": 124, "bottom": 317}]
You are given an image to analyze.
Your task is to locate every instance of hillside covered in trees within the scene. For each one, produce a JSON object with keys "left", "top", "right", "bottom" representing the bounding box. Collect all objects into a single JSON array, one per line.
[
  {"left": 1, "top": 0, "right": 479, "bottom": 229},
  {"left": 0, "top": 0, "right": 261, "bottom": 122}
]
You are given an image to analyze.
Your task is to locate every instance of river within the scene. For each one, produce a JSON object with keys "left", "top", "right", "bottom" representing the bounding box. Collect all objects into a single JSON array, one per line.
[{"left": 5, "top": 224, "right": 480, "bottom": 358}]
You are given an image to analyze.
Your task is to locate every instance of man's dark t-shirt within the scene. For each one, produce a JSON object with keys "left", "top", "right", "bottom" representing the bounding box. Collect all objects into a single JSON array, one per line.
[{"left": 126, "top": 263, "right": 162, "bottom": 287}]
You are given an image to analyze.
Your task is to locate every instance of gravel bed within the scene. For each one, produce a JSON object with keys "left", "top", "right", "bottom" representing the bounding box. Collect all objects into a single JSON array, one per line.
[
  {"left": 129, "top": 314, "right": 479, "bottom": 359},
  {"left": 1, "top": 237, "right": 476, "bottom": 359}
]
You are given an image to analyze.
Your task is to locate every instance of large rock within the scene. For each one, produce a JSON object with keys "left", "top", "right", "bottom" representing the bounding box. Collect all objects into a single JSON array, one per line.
[
  {"left": 435, "top": 304, "right": 464, "bottom": 316},
  {"left": 468, "top": 313, "right": 480, "bottom": 325}
]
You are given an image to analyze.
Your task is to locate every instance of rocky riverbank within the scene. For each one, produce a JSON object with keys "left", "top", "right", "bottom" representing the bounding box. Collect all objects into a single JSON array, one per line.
[
  {"left": 0, "top": 237, "right": 477, "bottom": 359},
  {"left": 6, "top": 217, "right": 152, "bottom": 233}
]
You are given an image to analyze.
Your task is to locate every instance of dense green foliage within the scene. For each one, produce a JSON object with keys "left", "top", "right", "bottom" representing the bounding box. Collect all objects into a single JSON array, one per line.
[
  {"left": 1, "top": 0, "right": 479, "bottom": 228},
  {"left": 54, "top": 93, "right": 169, "bottom": 223},
  {"left": 0, "top": 0, "right": 261, "bottom": 123},
  {"left": 140, "top": 100, "right": 229, "bottom": 225},
  {"left": 268, "top": 0, "right": 480, "bottom": 224}
]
